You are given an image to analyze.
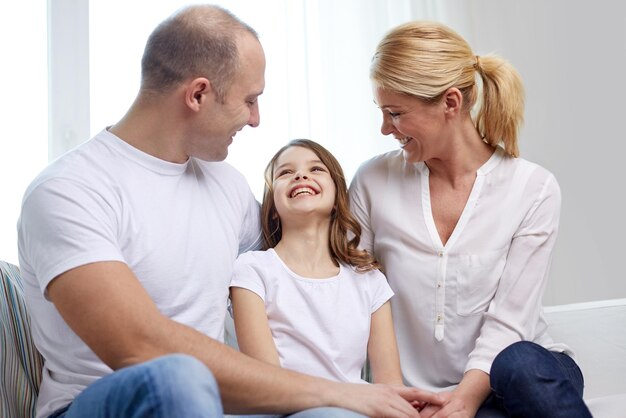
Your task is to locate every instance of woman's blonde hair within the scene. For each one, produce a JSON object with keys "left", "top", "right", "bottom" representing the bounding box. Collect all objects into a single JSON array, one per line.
[
  {"left": 261, "top": 139, "right": 378, "bottom": 272},
  {"left": 371, "top": 21, "right": 524, "bottom": 157}
]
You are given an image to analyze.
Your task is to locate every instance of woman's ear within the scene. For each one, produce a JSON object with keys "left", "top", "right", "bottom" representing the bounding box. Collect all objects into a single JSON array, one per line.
[
  {"left": 185, "top": 77, "right": 213, "bottom": 111},
  {"left": 443, "top": 87, "right": 463, "bottom": 117}
]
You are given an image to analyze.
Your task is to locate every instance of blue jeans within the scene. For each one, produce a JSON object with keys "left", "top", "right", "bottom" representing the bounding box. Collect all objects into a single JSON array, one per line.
[
  {"left": 229, "top": 409, "right": 365, "bottom": 418},
  {"left": 476, "top": 341, "right": 592, "bottom": 418},
  {"left": 49, "top": 354, "right": 365, "bottom": 418},
  {"left": 49, "top": 354, "right": 222, "bottom": 418}
]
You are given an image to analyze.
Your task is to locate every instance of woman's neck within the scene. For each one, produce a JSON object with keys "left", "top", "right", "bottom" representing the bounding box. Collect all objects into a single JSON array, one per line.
[
  {"left": 425, "top": 118, "right": 495, "bottom": 186},
  {"left": 274, "top": 219, "right": 339, "bottom": 279}
]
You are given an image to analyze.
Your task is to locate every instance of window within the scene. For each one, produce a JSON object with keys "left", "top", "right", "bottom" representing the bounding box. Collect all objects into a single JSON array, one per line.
[
  {"left": 2, "top": 0, "right": 435, "bottom": 263},
  {"left": 0, "top": 3, "right": 48, "bottom": 264},
  {"left": 86, "top": 0, "right": 423, "bottom": 198}
]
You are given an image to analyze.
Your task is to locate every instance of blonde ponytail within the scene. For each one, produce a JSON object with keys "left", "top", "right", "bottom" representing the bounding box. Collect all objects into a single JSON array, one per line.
[
  {"left": 474, "top": 54, "right": 524, "bottom": 157},
  {"left": 371, "top": 21, "right": 525, "bottom": 157}
]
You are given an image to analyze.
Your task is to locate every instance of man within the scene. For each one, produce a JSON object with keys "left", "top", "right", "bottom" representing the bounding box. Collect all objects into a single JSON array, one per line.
[{"left": 18, "top": 5, "right": 440, "bottom": 418}]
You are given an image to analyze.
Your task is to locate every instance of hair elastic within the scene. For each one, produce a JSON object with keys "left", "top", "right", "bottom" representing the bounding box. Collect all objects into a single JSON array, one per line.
[{"left": 474, "top": 55, "right": 481, "bottom": 70}]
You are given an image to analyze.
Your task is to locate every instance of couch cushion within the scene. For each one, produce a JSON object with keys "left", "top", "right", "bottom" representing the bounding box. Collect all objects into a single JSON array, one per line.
[
  {"left": 545, "top": 299, "right": 626, "bottom": 417},
  {"left": 1, "top": 261, "right": 44, "bottom": 418}
]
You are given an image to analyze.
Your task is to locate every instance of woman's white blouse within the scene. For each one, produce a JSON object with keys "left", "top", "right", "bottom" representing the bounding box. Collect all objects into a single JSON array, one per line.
[{"left": 349, "top": 147, "right": 571, "bottom": 392}]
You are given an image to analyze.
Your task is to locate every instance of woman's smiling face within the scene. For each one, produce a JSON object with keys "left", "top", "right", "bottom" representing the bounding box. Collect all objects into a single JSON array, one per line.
[{"left": 374, "top": 87, "right": 447, "bottom": 163}]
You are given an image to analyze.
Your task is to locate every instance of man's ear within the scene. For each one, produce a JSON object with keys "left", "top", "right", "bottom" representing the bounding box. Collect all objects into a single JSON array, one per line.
[
  {"left": 185, "top": 77, "right": 213, "bottom": 111},
  {"left": 443, "top": 87, "right": 463, "bottom": 117}
]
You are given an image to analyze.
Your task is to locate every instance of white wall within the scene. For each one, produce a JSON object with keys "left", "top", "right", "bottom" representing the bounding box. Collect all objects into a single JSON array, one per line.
[
  {"left": 439, "top": 0, "right": 626, "bottom": 304},
  {"left": 4, "top": 0, "right": 622, "bottom": 305}
]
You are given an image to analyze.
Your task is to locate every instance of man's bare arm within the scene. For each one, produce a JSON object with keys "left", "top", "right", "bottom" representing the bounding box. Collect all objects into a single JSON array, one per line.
[{"left": 48, "top": 261, "right": 442, "bottom": 416}]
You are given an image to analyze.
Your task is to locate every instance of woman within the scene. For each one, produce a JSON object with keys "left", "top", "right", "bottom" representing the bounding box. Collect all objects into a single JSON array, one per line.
[{"left": 349, "top": 21, "right": 591, "bottom": 418}]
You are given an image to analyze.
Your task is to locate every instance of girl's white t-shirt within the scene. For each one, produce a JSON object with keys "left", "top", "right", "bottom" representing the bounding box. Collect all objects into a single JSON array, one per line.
[{"left": 230, "top": 249, "right": 393, "bottom": 383}]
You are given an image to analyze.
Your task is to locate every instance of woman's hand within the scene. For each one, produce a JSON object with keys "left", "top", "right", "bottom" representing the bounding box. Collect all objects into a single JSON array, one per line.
[
  {"left": 418, "top": 370, "right": 491, "bottom": 418},
  {"left": 419, "top": 391, "right": 472, "bottom": 418}
]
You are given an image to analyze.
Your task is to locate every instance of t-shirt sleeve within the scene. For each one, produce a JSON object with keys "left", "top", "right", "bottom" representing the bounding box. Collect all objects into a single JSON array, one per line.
[
  {"left": 234, "top": 171, "right": 263, "bottom": 254},
  {"left": 18, "top": 178, "right": 124, "bottom": 299},
  {"left": 238, "top": 193, "right": 263, "bottom": 254},
  {"left": 368, "top": 269, "right": 394, "bottom": 314},
  {"left": 349, "top": 167, "right": 372, "bottom": 254},
  {"left": 230, "top": 253, "right": 267, "bottom": 301}
]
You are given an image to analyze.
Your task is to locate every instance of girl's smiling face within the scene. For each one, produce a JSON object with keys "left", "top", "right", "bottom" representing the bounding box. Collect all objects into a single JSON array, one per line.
[{"left": 272, "top": 146, "right": 336, "bottom": 221}]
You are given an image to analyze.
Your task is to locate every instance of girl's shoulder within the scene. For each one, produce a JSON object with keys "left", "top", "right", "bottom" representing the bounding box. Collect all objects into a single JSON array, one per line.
[
  {"left": 235, "top": 249, "right": 277, "bottom": 267},
  {"left": 342, "top": 264, "right": 387, "bottom": 282}
]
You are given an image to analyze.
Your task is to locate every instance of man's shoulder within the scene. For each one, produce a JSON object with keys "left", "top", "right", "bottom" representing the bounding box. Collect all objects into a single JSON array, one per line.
[
  {"left": 191, "top": 159, "right": 249, "bottom": 188},
  {"left": 23, "top": 132, "right": 113, "bottom": 199}
]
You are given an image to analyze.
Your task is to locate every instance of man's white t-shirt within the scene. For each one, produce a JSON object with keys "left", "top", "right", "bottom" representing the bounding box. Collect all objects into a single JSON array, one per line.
[
  {"left": 230, "top": 249, "right": 393, "bottom": 383},
  {"left": 18, "top": 129, "right": 262, "bottom": 418}
]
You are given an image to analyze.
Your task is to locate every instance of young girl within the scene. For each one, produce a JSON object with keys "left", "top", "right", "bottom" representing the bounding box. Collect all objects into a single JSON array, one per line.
[{"left": 230, "top": 139, "right": 403, "bottom": 386}]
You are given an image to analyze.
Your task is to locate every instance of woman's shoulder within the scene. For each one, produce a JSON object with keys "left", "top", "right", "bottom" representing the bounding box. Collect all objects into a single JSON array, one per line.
[
  {"left": 351, "top": 150, "right": 415, "bottom": 192},
  {"left": 495, "top": 149, "right": 558, "bottom": 184},
  {"left": 495, "top": 153, "right": 561, "bottom": 202},
  {"left": 355, "top": 149, "right": 405, "bottom": 175},
  {"left": 512, "top": 154, "right": 553, "bottom": 174}
]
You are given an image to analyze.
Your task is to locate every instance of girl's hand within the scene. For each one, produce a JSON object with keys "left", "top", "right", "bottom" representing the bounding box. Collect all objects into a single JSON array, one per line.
[
  {"left": 418, "top": 391, "right": 451, "bottom": 418},
  {"left": 419, "top": 390, "right": 479, "bottom": 418},
  {"left": 331, "top": 382, "right": 444, "bottom": 418}
]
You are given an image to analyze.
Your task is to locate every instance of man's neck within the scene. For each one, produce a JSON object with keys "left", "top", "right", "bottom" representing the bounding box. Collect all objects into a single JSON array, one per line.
[{"left": 109, "top": 93, "right": 190, "bottom": 163}]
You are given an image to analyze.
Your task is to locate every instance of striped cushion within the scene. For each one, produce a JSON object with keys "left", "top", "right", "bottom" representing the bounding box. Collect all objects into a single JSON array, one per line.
[{"left": 1, "top": 261, "right": 43, "bottom": 418}]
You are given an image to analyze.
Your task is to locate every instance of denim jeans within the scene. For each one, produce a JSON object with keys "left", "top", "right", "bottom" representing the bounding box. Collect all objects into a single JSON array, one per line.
[
  {"left": 228, "top": 408, "right": 366, "bottom": 418},
  {"left": 49, "top": 354, "right": 365, "bottom": 418},
  {"left": 476, "top": 341, "right": 592, "bottom": 418},
  {"left": 49, "top": 354, "right": 222, "bottom": 418}
]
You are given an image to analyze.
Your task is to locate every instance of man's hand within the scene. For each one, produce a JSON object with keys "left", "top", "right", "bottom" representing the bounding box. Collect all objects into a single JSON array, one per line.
[{"left": 329, "top": 383, "right": 444, "bottom": 418}]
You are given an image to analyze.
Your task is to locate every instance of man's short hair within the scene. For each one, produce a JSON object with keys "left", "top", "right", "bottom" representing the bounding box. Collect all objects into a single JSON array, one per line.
[{"left": 140, "top": 5, "right": 258, "bottom": 100}]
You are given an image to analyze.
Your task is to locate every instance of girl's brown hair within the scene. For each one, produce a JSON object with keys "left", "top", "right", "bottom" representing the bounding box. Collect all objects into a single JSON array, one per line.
[{"left": 261, "top": 139, "right": 378, "bottom": 272}]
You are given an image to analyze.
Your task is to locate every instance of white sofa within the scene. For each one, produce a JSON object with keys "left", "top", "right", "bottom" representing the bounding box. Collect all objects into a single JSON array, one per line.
[
  {"left": 4, "top": 258, "right": 624, "bottom": 417},
  {"left": 544, "top": 299, "right": 626, "bottom": 418},
  {"left": 226, "top": 299, "right": 626, "bottom": 417}
]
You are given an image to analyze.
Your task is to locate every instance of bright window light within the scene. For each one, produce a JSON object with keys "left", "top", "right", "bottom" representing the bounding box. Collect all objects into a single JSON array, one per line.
[
  {"left": 0, "top": 4, "right": 48, "bottom": 264},
  {"left": 88, "top": 0, "right": 399, "bottom": 200}
]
